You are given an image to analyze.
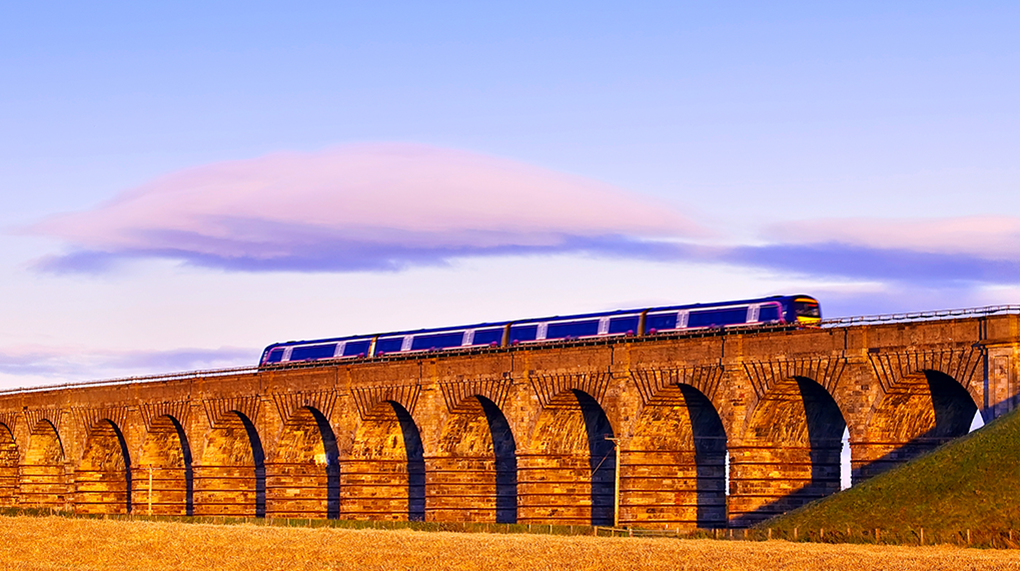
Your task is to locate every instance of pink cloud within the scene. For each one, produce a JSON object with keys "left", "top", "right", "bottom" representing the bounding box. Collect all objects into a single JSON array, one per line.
[
  {"left": 28, "top": 144, "right": 704, "bottom": 272},
  {"left": 764, "top": 216, "right": 1020, "bottom": 259}
]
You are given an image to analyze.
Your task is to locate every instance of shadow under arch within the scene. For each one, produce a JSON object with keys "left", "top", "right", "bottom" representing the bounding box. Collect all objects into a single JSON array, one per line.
[
  {"left": 138, "top": 415, "right": 194, "bottom": 515},
  {"left": 855, "top": 369, "right": 977, "bottom": 482},
  {"left": 196, "top": 411, "right": 266, "bottom": 517},
  {"left": 76, "top": 419, "right": 133, "bottom": 514},
  {"left": 627, "top": 384, "right": 728, "bottom": 529},
  {"left": 268, "top": 406, "right": 341, "bottom": 519},
  {"left": 0, "top": 423, "right": 18, "bottom": 507},
  {"left": 20, "top": 419, "right": 66, "bottom": 509},
  {"left": 343, "top": 400, "right": 425, "bottom": 521},
  {"left": 521, "top": 389, "right": 615, "bottom": 526},
  {"left": 431, "top": 396, "right": 518, "bottom": 523},
  {"left": 730, "top": 376, "right": 847, "bottom": 527}
]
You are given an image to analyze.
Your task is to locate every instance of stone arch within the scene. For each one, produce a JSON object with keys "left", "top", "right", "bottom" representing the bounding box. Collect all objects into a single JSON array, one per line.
[
  {"left": 0, "top": 423, "right": 18, "bottom": 507},
  {"left": 428, "top": 395, "right": 517, "bottom": 523},
  {"left": 729, "top": 376, "right": 847, "bottom": 526},
  {"left": 195, "top": 411, "right": 266, "bottom": 517},
  {"left": 342, "top": 401, "right": 425, "bottom": 521},
  {"left": 519, "top": 389, "right": 616, "bottom": 526},
  {"left": 267, "top": 406, "right": 340, "bottom": 519},
  {"left": 137, "top": 415, "right": 193, "bottom": 516},
  {"left": 626, "top": 384, "right": 727, "bottom": 529},
  {"left": 75, "top": 419, "right": 132, "bottom": 514},
  {"left": 20, "top": 420, "right": 66, "bottom": 509},
  {"left": 856, "top": 369, "right": 977, "bottom": 481}
]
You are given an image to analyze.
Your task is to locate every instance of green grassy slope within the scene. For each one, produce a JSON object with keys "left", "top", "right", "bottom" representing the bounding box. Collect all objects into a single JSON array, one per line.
[{"left": 758, "top": 407, "right": 1020, "bottom": 543}]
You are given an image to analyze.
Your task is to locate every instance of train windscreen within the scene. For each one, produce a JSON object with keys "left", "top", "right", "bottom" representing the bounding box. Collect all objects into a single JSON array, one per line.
[
  {"left": 794, "top": 299, "right": 821, "bottom": 319},
  {"left": 265, "top": 348, "right": 285, "bottom": 363}
]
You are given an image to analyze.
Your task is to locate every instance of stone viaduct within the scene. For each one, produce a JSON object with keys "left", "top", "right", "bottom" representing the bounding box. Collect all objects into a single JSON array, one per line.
[{"left": 0, "top": 308, "right": 1017, "bottom": 528}]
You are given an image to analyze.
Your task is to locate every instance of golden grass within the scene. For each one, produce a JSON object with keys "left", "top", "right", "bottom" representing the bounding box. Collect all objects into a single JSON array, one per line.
[{"left": 1, "top": 516, "right": 1018, "bottom": 571}]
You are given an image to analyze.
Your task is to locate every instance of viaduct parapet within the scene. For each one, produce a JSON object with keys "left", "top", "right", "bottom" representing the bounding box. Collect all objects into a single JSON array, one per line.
[{"left": 0, "top": 308, "right": 1017, "bottom": 528}]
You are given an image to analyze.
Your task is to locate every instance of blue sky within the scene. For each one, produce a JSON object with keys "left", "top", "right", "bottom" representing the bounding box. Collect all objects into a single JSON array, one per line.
[{"left": 2, "top": 2, "right": 1019, "bottom": 387}]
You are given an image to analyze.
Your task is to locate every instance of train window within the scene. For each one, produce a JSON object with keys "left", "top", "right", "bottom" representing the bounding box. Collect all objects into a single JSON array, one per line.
[
  {"left": 794, "top": 300, "right": 821, "bottom": 318},
  {"left": 546, "top": 319, "right": 600, "bottom": 340},
  {"left": 687, "top": 307, "right": 748, "bottom": 328},
  {"left": 265, "top": 348, "right": 285, "bottom": 363},
  {"left": 608, "top": 316, "right": 640, "bottom": 334},
  {"left": 290, "top": 344, "right": 337, "bottom": 361},
  {"left": 411, "top": 331, "right": 465, "bottom": 351},
  {"left": 509, "top": 324, "right": 539, "bottom": 343},
  {"left": 342, "top": 340, "right": 372, "bottom": 357},
  {"left": 471, "top": 328, "right": 504, "bottom": 346},
  {"left": 758, "top": 305, "right": 781, "bottom": 322},
  {"left": 645, "top": 312, "right": 678, "bottom": 331},
  {"left": 375, "top": 337, "right": 405, "bottom": 354}
]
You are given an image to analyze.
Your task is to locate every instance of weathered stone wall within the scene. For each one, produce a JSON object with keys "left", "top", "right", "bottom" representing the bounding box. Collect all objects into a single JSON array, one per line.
[{"left": 0, "top": 314, "right": 1016, "bottom": 528}]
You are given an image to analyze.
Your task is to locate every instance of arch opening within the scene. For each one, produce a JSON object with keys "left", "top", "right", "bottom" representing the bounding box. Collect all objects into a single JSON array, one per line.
[
  {"left": 75, "top": 420, "right": 132, "bottom": 514},
  {"left": 519, "top": 389, "right": 615, "bottom": 526},
  {"left": 627, "top": 384, "right": 727, "bottom": 529},
  {"left": 0, "top": 423, "right": 18, "bottom": 507},
  {"left": 429, "top": 396, "right": 517, "bottom": 523},
  {"left": 20, "top": 420, "right": 66, "bottom": 510},
  {"left": 267, "top": 406, "right": 340, "bottom": 519},
  {"left": 730, "top": 377, "right": 846, "bottom": 527},
  {"left": 342, "top": 401, "right": 425, "bottom": 521},
  {"left": 137, "top": 415, "right": 193, "bottom": 515},
  {"left": 856, "top": 370, "right": 977, "bottom": 481},
  {"left": 195, "top": 411, "right": 265, "bottom": 517}
]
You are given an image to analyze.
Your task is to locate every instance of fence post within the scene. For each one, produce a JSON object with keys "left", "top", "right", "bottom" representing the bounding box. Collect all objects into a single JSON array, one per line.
[
  {"left": 768, "top": 528, "right": 772, "bottom": 540},
  {"left": 920, "top": 527, "right": 923, "bottom": 545}
]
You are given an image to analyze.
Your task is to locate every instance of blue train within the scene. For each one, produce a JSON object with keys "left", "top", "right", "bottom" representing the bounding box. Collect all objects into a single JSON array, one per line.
[{"left": 259, "top": 294, "right": 821, "bottom": 366}]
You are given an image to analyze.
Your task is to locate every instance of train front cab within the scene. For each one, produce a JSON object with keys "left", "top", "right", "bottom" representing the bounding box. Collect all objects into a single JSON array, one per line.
[{"left": 790, "top": 295, "right": 821, "bottom": 325}]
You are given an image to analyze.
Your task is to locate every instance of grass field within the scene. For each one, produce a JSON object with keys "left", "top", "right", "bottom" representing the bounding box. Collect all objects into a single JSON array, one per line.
[
  {"left": 1, "top": 516, "right": 1018, "bottom": 571},
  {"left": 760, "top": 406, "right": 1020, "bottom": 547}
]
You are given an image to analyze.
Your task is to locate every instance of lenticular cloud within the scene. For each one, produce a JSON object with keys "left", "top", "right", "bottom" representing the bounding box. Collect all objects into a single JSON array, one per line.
[{"left": 29, "top": 144, "right": 703, "bottom": 273}]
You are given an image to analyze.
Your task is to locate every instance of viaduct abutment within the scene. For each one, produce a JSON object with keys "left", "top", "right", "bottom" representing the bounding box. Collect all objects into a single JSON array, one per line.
[{"left": 0, "top": 312, "right": 1017, "bottom": 528}]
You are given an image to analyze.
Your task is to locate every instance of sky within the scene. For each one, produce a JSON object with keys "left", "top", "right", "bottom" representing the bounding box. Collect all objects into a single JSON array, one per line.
[{"left": 2, "top": 2, "right": 1019, "bottom": 389}]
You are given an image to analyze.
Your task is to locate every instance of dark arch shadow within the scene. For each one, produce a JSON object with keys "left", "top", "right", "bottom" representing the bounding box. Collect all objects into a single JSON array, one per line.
[
  {"left": 304, "top": 407, "right": 341, "bottom": 519},
  {"left": 575, "top": 390, "right": 616, "bottom": 526},
  {"left": 679, "top": 385, "right": 728, "bottom": 528},
  {"left": 477, "top": 396, "right": 517, "bottom": 523},
  {"left": 104, "top": 420, "right": 134, "bottom": 513},
  {"left": 797, "top": 377, "right": 847, "bottom": 497},
  {"left": 733, "top": 377, "right": 847, "bottom": 527},
  {"left": 927, "top": 370, "right": 978, "bottom": 438},
  {"left": 391, "top": 403, "right": 425, "bottom": 522},
  {"left": 162, "top": 415, "right": 195, "bottom": 516},
  {"left": 854, "top": 370, "right": 977, "bottom": 482},
  {"left": 233, "top": 412, "right": 266, "bottom": 518}
]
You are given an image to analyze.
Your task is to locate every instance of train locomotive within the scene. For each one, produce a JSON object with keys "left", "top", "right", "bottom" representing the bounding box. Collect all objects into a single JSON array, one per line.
[{"left": 259, "top": 294, "right": 821, "bottom": 366}]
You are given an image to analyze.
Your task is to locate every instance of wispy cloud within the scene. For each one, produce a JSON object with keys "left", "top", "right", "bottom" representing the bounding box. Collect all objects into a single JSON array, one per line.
[
  {"left": 0, "top": 345, "right": 256, "bottom": 388},
  {"left": 27, "top": 144, "right": 705, "bottom": 273}
]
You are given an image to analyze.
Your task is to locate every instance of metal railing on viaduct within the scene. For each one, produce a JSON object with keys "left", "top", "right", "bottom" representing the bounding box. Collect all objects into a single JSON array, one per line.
[{"left": 0, "top": 306, "right": 1017, "bottom": 528}]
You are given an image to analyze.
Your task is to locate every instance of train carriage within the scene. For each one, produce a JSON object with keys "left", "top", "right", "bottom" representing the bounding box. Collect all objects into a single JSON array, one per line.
[{"left": 259, "top": 294, "right": 821, "bottom": 366}]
